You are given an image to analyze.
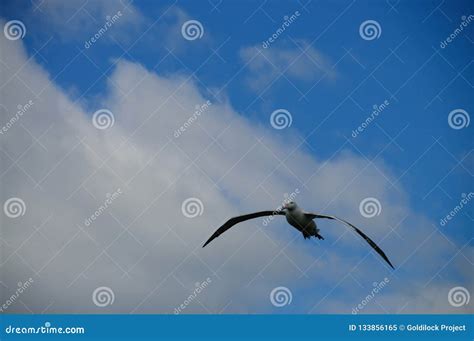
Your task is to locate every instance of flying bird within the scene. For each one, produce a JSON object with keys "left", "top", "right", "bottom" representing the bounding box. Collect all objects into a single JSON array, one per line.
[{"left": 203, "top": 201, "right": 394, "bottom": 269}]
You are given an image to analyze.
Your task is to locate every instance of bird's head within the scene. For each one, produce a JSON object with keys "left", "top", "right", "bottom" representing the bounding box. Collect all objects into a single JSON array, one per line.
[{"left": 282, "top": 201, "right": 298, "bottom": 211}]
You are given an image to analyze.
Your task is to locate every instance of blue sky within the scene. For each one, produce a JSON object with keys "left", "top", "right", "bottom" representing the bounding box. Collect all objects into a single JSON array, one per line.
[
  {"left": 3, "top": 0, "right": 471, "bottom": 229},
  {"left": 1, "top": 0, "right": 472, "bottom": 314}
]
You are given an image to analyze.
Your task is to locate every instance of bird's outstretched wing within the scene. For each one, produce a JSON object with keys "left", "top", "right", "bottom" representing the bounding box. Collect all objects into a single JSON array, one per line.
[
  {"left": 307, "top": 213, "right": 394, "bottom": 269},
  {"left": 203, "top": 210, "right": 285, "bottom": 247}
]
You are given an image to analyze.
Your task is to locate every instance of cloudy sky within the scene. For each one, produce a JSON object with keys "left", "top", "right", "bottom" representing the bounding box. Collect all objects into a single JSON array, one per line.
[{"left": 0, "top": 0, "right": 472, "bottom": 314}]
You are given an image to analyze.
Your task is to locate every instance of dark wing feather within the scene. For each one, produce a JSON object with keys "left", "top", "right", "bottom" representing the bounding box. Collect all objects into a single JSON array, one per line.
[
  {"left": 203, "top": 210, "right": 285, "bottom": 247},
  {"left": 309, "top": 213, "right": 394, "bottom": 269}
]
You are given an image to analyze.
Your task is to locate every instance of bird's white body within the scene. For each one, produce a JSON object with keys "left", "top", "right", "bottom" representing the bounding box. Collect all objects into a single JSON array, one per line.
[{"left": 284, "top": 204, "right": 320, "bottom": 239}]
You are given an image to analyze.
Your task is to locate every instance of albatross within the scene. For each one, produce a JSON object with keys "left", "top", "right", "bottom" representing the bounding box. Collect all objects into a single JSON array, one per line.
[{"left": 203, "top": 201, "right": 394, "bottom": 269}]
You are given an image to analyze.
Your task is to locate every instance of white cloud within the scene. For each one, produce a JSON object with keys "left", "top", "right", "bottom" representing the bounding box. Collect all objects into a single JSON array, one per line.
[
  {"left": 29, "top": 0, "right": 145, "bottom": 45},
  {"left": 240, "top": 40, "right": 337, "bottom": 92},
  {"left": 0, "top": 27, "right": 471, "bottom": 314}
]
